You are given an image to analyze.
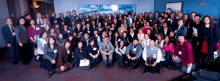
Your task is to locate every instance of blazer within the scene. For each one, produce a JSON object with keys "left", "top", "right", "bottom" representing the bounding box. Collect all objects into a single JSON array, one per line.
[
  {"left": 57, "top": 46, "right": 73, "bottom": 68},
  {"left": 80, "top": 37, "right": 93, "bottom": 47},
  {"left": 174, "top": 25, "right": 187, "bottom": 41},
  {"left": 200, "top": 24, "right": 219, "bottom": 55},
  {"left": 99, "top": 42, "right": 114, "bottom": 54},
  {"left": 188, "top": 21, "right": 203, "bottom": 42},
  {"left": 70, "top": 15, "right": 79, "bottom": 23},
  {"left": 75, "top": 47, "right": 88, "bottom": 59},
  {"left": 57, "top": 17, "right": 64, "bottom": 25},
  {"left": 86, "top": 44, "right": 99, "bottom": 55},
  {"left": 43, "top": 44, "right": 59, "bottom": 61},
  {"left": 49, "top": 17, "right": 56, "bottom": 26},
  {"left": 128, "top": 33, "right": 137, "bottom": 42},
  {"left": 83, "top": 28, "right": 94, "bottom": 36},
  {"left": 84, "top": 16, "right": 92, "bottom": 25},
  {"left": 15, "top": 25, "right": 29, "bottom": 44},
  {"left": 168, "top": 18, "right": 178, "bottom": 31},
  {"left": 77, "top": 17, "right": 83, "bottom": 24},
  {"left": 94, "top": 18, "right": 103, "bottom": 26},
  {"left": 39, "top": 23, "right": 51, "bottom": 33},
  {"left": 2, "top": 25, "right": 18, "bottom": 44},
  {"left": 64, "top": 16, "right": 71, "bottom": 26},
  {"left": 174, "top": 41, "right": 194, "bottom": 65},
  {"left": 160, "top": 27, "right": 172, "bottom": 37}
]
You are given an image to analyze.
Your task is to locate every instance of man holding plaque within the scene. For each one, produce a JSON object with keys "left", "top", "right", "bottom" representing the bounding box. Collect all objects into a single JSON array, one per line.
[{"left": 142, "top": 40, "right": 162, "bottom": 73}]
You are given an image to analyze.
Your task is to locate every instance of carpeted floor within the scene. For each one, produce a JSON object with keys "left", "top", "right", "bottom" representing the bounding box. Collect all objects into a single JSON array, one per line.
[{"left": 0, "top": 50, "right": 185, "bottom": 81}]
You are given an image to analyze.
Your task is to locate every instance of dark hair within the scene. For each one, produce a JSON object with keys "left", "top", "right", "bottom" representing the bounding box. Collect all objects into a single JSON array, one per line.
[
  {"left": 5, "top": 18, "right": 12, "bottom": 22},
  {"left": 30, "top": 19, "right": 35, "bottom": 25},
  {"left": 157, "top": 33, "right": 164, "bottom": 40},
  {"left": 17, "top": 18, "right": 25, "bottom": 25},
  {"left": 162, "top": 21, "right": 168, "bottom": 27},
  {"left": 177, "top": 18, "right": 185, "bottom": 24},
  {"left": 72, "top": 10, "right": 76, "bottom": 12},
  {"left": 203, "top": 15, "right": 213, "bottom": 24},
  {"left": 163, "top": 35, "right": 172, "bottom": 46},
  {"left": 63, "top": 40, "right": 70, "bottom": 48},
  {"left": 40, "top": 31, "right": 47, "bottom": 38},
  {"left": 164, "top": 13, "right": 170, "bottom": 18},
  {"left": 118, "top": 40, "right": 125, "bottom": 49},
  {"left": 66, "top": 11, "right": 71, "bottom": 13},
  {"left": 47, "top": 36, "right": 58, "bottom": 47},
  {"left": 25, "top": 14, "right": 30, "bottom": 17},
  {"left": 167, "top": 8, "right": 171, "bottom": 11},
  {"left": 194, "top": 14, "right": 201, "bottom": 18},
  {"left": 77, "top": 41, "right": 83, "bottom": 48}
]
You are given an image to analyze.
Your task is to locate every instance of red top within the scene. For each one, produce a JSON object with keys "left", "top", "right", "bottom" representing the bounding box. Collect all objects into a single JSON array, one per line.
[
  {"left": 201, "top": 37, "right": 208, "bottom": 54},
  {"left": 28, "top": 25, "right": 41, "bottom": 42},
  {"left": 174, "top": 41, "right": 194, "bottom": 65},
  {"left": 163, "top": 43, "right": 175, "bottom": 54},
  {"left": 108, "top": 17, "right": 114, "bottom": 24},
  {"left": 142, "top": 26, "right": 152, "bottom": 34}
]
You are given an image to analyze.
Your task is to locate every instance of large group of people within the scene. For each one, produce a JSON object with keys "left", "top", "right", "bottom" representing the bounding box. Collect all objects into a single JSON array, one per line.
[{"left": 2, "top": 8, "right": 220, "bottom": 78}]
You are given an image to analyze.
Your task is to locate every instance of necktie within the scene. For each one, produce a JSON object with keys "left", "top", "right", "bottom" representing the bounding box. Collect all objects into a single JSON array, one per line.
[
  {"left": 105, "top": 45, "right": 108, "bottom": 52},
  {"left": 11, "top": 26, "right": 15, "bottom": 32},
  {"left": 39, "top": 19, "right": 41, "bottom": 24}
]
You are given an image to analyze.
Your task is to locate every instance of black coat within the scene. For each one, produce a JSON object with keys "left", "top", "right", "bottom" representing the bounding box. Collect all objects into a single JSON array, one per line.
[
  {"left": 160, "top": 27, "right": 172, "bottom": 37},
  {"left": 75, "top": 47, "right": 88, "bottom": 59},
  {"left": 64, "top": 16, "right": 71, "bottom": 27},
  {"left": 128, "top": 33, "right": 137, "bottom": 42}
]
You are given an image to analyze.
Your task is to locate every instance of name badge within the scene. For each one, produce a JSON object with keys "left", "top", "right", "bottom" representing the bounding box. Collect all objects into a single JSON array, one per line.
[
  {"left": 36, "top": 27, "right": 40, "bottom": 30},
  {"left": 121, "top": 30, "right": 123, "bottom": 32},
  {"left": 41, "top": 25, "right": 44, "bottom": 27},
  {"left": 76, "top": 17, "right": 78, "bottom": 19},
  {"left": 99, "top": 28, "right": 102, "bottom": 30},
  {"left": 134, "top": 28, "right": 136, "bottom": 30},
  {"left": 153, "top": 54, "right": 156, "bottom": 58},
  {"left": 95, "top": 35, "right": 98, "bottom": 37},
  {"left": 93, "top": 48, "right": 97, "bottom": 50},
  {"left": 118, "top": 39, "right": 121, "bottom": 42},
  {"left": 175, "top": 30, "right": 177, "bottom": 33},
  {"left": 178, "top": 51, "right": 182, "bottom": 55},
  {"left": 80, "top": 50, "right": 82, "bottom": 52},
  {"left": 87, "top": 31, "right": 90, "bottom": 33},
  {"left": 54, "top": 50, "right": 57, "bottom": 53},
  {"left": 87, "top": 19, "right": 89, "bottom": 21},
  {"left": 167, "top": 18, "right": 171, "bottom": 21},
  {"left": 67, "top": 50, "right": 70, "bottom": 54},
  {"left": 133, "top": 48, "right": 137, "bottom": 51},
  {"left": 67, "top": 30, "right": 70, "bottom": 33},
  {"left": 150, "top": 20, "right": 152, "bottom": 22}
]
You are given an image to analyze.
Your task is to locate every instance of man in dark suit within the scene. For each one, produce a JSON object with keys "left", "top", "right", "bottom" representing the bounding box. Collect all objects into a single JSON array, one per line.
[
  {"left": 80, "top": 33, "right": 92, "bottom": 47},
  {"left": 57, "top": 13, "right": 65, "bottom": 26},
  {"left": 91, "top": 11, "right": 96, "bottom": 21},
  {"left": 94, "top": 14, "right": 103, "bottom": 26},
  {"left": 2, "top": 18, "right": 20, "bottom": 65},
  {"left": 169, "top": 12, "right": 178, "bottom": 31},
  {"left": 35, "top": 13, "right": 43, "bottom": 25},
  {"left": 154, "top": 11, "right": 159, "bottom": 23},
  {"left": 128, "top": 27, "right": 137, "bottom": 42},
  {"left": 77, "top": 13, "right": 83, "bottom": 24},
  {"left": 40, "top": 18, "right": 50, "bottom": 34},
  {"left": 70, "top": 10, "right": 78, "bottom": 23},
  {"left": 84, "top": 12, "right": 92, "bottom": 25},
  {"left": 49, "top": 13, "right": 56, "bottom": 27},
  {"left": 64, "top": 11, "right": 72, "bottom": 27},
  {"left": 113, "top": 12, "right": 119, "bottom": 20}
]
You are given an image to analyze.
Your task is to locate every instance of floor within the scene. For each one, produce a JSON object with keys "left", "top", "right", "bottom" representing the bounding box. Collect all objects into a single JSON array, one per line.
[{"left": 0, "top": 49, "right": 185, "bottom": 81}]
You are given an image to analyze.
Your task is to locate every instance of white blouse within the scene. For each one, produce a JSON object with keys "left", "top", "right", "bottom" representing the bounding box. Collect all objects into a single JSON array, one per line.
[
  {"left": 115, "top": 46, "right": 127, "bottom": 55},
  {"left": 142, "top": 39, "right": 151, "bottom": 48},
  {"left": 155, "top": 40, "right": 164, "bottom": 49}
]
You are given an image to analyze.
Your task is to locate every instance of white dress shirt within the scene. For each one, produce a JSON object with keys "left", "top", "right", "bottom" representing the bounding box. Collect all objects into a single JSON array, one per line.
[
  {"left": 37, "top": 18, "right": 43, "bottom": 24},
  {"left": 142, "top": 46, "right": 162, "bottom": 63},
  {"left": 155, "top": 40, "right": 164, "bottom": 49},
  {"left": 142, "top": 39, "right": 151, "bottom": 48}
]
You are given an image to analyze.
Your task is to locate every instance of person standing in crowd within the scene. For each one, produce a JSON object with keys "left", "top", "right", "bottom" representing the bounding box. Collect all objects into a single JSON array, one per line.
[
  {"left": 160, "top": 21, "right": 172, "bottom": 37},
  {"left": 139, "top": 13, "right": 145, "bottom": 27},
  {"left": 95, "top": 14, "right": 103, "bottom": 26},
  {"left": 169, "top": 12, "right": 178, "bottom": 31},
  {"left": 137, "top": 28, "right": 145, "bottom": 43},
  {"left": 73, "top": 23, "right": 83, "bottom": 38},
  {"left": 125, "top": 39, "right": 143, "bottom": 69},
  {"left": 37, "top": 32, "right": 48, "bottom": 62},
  {"left": 64, "top": 11, "right": 72, "bottom": 27},
  {"left": 42, "top": 36, "right": 59, "bottom": 78},
  {"left": 91, "top": 11, "right": 96, "bottom": 20},
  {"left": 155, "top": 34, "right": 164, "bottom": 49},
  {"left": 128, "top": 27, "right": 137, "bottom": 42},
  {"left": 118, "top": 24, "right": 128, "bottom": 36},
  {"left": 40, "top": 18, "right": 50, "bottom": 33},
  {"left": 47, "top": 28, "right": 58, "bottom": 38},
  {"left": 144, "top": 12, "right": 148, "bottom": 20},
  {"left": 49, "top": 13, "right": 56, "bottom": 27},
  {"left": 120, "top": 32, "right": 130, "bottom": 46},
  {"left": 142, "top": 34, "right": 151, "bottom": 48},
  {"left": 80, "top": 33, "right": 92, "bottom": 47},
  {"left": 15, "top": 18, "right": 30, "bottom": 65},
  {"left": 146, "top": 29, "right": 157, "bottom": 41},
  {"left": 84, "top": 23, "right": 93, "bottom": 35},
  {"left": 84, "top": 12, "right": 92, "bottom": 25},
  {"left": 77, "top": 13, "right": 83, "bottom": 24},
  {"left": 62, "top": 25, "right": 71, "bottom": 39},
  {"left": 142, "top": 21, "right": 152, "bottom": 34},
  {"left": 162, "top": 36, "right": 175, "bottom": 68},
  {"left": 87, "top": 39, "right": 100, "bottom": 68},
  {"left": 112, "top": 32, "right": 120, "bottom": 48},
  {"left": 2, "top": 18, "right": 20, "bottom": 65},
  {"left": 166, "top": 8, "right": 172, "bottom": 14},
  {"left": 20, "top": 11, "right": 29, "bottom": 19},
  {"left": 154, "top": 11, "right": 159, "bottom": 23},
  {"left": 48, "top": 41, "right": 73, "bottom": 78},
  {"left": 70, "top": 10, "right": 78, "bottom": 23},
  {"left": 127, "top": 15, "right": 133, "bottom": 28},
  {"left": 172, "top": 34, "right": 195, "bottom": 73},
  {"left": 147, "top": 12, "right": 155, "bottom": 25},
  {"left": 200, "top": 15, "right": 219, "bottom": 65},
  {"left": 115, "top": 40, "right": 127, "bottom": 68},
  {"left": 188, "top": 14, "right": 203, "bottom": 63},
  {"left": 142, "top": 40, "right": 162, "bottom": 73},
  {"left": 24, "top": 14, "right": 32, "bottom": 27},
  {"left": 108, "top": 13, "right": 114, "bottom": 25},
  {"left": 57, "top": 13, "right": 65, "bottom": 26},
  {"left": 35, "top": 13, "right": 43, "bottom": 25},
  {"left": 97, "top": 31, "right": 108, "bottom": 46},
  {"left": 91, "top": 21, "right": 96, "bottom": 29},
  {"left": 28, "top": 19, "right": 41, "bottom": 59},
  {"left": 153, "top": 23, "right": 160, "bottom": 36},
  {"left": 99, "top": 37, "right": 114, "bottom": 68},
  {"left": 174, "top": 19, "right": 187, "bottom": 42}
]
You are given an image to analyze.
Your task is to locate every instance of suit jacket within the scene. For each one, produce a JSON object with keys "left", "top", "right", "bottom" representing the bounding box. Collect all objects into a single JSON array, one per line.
[
  {"left": 80, "top": 37, "right": 93, "bottom": 47},
  {"left": 15, "top": 25, "right": 29, "bottom": 44},
  {"left": 174, "top": 25, "right": 188, "bottom": 41},
  {"left": 70, "top": 15, "right": 79, "bottom": 23},
  {"left": 75, "top": 47, "right": 88, "bottom": 59},
  {"left": 91, "top": 15, "right": 96, "bottom": 20},
  {"left": 128, "top": 33, "right": 137, "bottom": 42},
  {"left": 49, "top": 17, "right": 56, "bottom": 27},
  {"left": 189, "top": 21, "right": 203, "bottom": 42},
  {"left": 77, "top": 17, "right": 83, "bottom": 24},
  {"left": 84, "top": 16, "right": 92, "bottom": 25},
  {"left": 57, "top": 17, "right": 64, "bottom": 26},
  {"left": 169, "top": 18, "right": 178, "bottom": 31},
  {"left": 39, "top": 23, "right": 50, "bottom": 33},
  {"left": 94, "top": 18, "right": 103, "bottom": 26},
  {"left": 2, "top": 25, "right": 18, "bottom": 44},
  {"left": 57, "top": 46, "right": 73, "bottom": 68},
  {"left": 83, "top": 28, "right": 93, "bottom": 36},
  {"left": 64, "top": 16, "right": 71, "bottom": 27},
  {"left": 160, "top": 27, "right": 172, "bottom": 37}
]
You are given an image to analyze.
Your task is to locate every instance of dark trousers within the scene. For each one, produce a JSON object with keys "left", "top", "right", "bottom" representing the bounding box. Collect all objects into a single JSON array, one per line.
[
  {"left": 89, "top": 54, "right": 100, "bottom": 67},
  {"left": 42, "top": 59, "right": 56, "bottom": 70},
  {"left": 7, "top": 37, "right": 19, "bottom": 63},
  {"left": 116, "top": 53, "right": 126, "bottom": 65},
  {"left": 125, "top": 54, "right": 141, "bottom": 67},
  {"left": 29, "top": 42, "right": 37, "bottom": 56},
  {"left": 143, "top": 62, "right": 162, "bottom": 73},
  {"left": 192, "top": 37, "right": 201, "bottom": 63},
  {"left": 19, "top": 43, "right": 29, "bottom": 64}
]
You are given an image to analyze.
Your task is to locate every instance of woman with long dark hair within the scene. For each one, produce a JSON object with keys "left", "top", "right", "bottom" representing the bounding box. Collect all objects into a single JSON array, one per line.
[
  {"left": 120, "top": 32, "right": 130, "bottom": 46},
  {"left": 115, "top": 40, "right": 127, "bottom": 68},
  {"left": 86, "top": 39, "right": 100, "bottom": 68},
  {"left": 42, "top": 36, "right": 59, "bottom": 78},
  {"left": 74, "top": 41, "right": 89, "bottom": 67}
]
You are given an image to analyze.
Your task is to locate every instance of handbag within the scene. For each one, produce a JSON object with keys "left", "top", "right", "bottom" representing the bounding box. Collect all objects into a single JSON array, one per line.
[{"left": 79, "top": 59, "right": 91, "bottom": 70}]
